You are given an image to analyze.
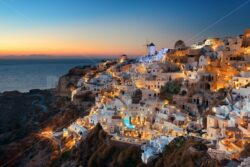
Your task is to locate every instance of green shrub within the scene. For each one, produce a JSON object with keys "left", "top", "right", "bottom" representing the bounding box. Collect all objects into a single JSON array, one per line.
[{"left": 159, "top": 80, "right": 182, "bottom": 101}]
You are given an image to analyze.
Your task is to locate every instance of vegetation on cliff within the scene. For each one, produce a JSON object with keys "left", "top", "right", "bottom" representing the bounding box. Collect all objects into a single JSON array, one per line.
[{"left": 159, "top": 79, "right": 182, "bottom": 101}]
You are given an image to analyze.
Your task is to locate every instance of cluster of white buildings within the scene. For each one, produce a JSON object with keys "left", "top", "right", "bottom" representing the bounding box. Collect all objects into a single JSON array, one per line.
[
  {"left": 141, "top": 136, "right": 174, "bottom": 163},
  {"left": 62, "top": 29, "right": 250, "bottom": 163},
  {"left": 207, "top": 85, "right": 250, "bottom": 154}
]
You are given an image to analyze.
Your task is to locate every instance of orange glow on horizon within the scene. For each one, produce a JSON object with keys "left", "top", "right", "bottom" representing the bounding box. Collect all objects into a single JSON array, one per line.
[
  {"left": 0, "top": 42, "right": 144, "bottom": 57},
  {"left": 0, "top": 24, "right": 147, "bottom": 57}
]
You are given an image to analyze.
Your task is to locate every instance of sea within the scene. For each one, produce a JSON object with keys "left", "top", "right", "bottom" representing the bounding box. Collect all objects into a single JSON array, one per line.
[{"left": 0, "top": 58, "right": 103, "bottom": 93}]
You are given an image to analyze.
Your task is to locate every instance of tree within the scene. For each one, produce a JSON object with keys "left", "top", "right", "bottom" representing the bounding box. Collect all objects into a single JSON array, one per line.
[{"left": 159, "top": 80, "right": 182, "bottom": 101}]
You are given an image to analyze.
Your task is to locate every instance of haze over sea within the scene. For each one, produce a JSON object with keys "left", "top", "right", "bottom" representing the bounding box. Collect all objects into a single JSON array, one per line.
[{"left": 0, "top": 58, "right": 102, "bottom": 93}]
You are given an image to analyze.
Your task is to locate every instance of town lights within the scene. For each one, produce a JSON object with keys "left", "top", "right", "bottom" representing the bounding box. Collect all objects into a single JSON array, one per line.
[
  {"left": 164, "top": 100, "right": 169, "bottom": 105},
  {"left": 65, "top": 139, "right": 76, "bottom": 150},
  {"left": 63, "top": 129, "right": 68, "bottom": 138},
  {"left": 49, "top": 29, "right": 250, "bottom": 165}
]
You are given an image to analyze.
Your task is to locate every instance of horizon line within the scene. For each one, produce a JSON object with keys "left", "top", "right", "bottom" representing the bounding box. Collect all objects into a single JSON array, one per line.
[{"left": 0, "top": 54, "right": 141, "bottom": 59}]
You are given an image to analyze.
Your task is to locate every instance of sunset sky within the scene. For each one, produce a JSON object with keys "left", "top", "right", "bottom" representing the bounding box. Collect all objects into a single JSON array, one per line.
[{"left": 0, "top": 0, "right": 250, "bottom": 57}]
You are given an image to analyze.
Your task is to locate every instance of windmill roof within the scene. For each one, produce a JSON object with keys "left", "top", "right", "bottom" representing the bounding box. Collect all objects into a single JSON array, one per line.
[{"left": 148, "top": 43, "right": 155, "bottom": 46}]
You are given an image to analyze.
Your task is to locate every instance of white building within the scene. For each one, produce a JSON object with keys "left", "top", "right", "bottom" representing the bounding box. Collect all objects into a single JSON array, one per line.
[
  {"left": 141, "top": 136, "right": 174, "bottom": 163},
  {"left": 198, "top": 55, "right": 210, "bottom": 68},
  {"left": 231, "top": 76, "right": 250, "bottom": 89},
  {"left": 232, "top": 86, "right": 250, "bottom": 98},
  {"left": 68, "top": 122, "right": 88, "bottom": 137}
]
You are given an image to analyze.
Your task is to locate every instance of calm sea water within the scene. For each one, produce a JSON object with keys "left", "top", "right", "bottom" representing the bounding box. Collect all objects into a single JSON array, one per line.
[{"left": 0, "top": 58, "right": 102, "bottom": 93}]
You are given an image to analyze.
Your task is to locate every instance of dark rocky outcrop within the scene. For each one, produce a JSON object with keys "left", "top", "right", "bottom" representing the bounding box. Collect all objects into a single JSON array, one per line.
[
  {"left": 0, "top": 89, "right": 54, "bottom": 144},
  {"left": 0, "top": 88, "right": 90, "bottom": 166},
  {"left": 56, "top": 66, "right": 92, "bottom": 97},
  {"left": 146, "top": 136, "right": 219, "bottom": 167},
  {"left": 240, "top": 143, "right": 250, "bottom": 158}
]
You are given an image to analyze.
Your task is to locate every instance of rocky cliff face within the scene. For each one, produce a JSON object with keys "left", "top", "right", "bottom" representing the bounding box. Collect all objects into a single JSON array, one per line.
[
  {"left": 147, "top": 136, "right": 219, "bottom": 167},
  {"left": 56, "top": 61, "right": 118, "bottom": 97},
  {"left": 57, "top": 74, "right": 79, "bottom": 97},
  {"left": 56, "top": 65, "right": 92, "bottom": 97},
  {"left": 0, "top": 89, "right": 54, "bottom": 144},
  {"left": 0, "top": 89, "right": 90, "bottom": 166}
]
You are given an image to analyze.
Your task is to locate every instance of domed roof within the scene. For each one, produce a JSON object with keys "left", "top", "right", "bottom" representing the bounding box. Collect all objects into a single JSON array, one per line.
[
  {"left": 120, "top": 54, "right": 128, "bottom": 60},
  {"left": 174, "top": 40, "right": 186, "bottom": 50},
  {"left": 119, "top": 54, "right": 128, "bottom": 63},
  {"left": 147, "top": 42, "right": 155, "bottom": 47},
  {"left": 121, "top": 54, "right": 128, "bottom": 57}
]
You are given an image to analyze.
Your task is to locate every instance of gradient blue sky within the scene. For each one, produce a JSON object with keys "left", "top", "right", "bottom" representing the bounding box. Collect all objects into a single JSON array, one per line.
[{"left": 0, "top": 0, "right": 250, "bottom": 56}]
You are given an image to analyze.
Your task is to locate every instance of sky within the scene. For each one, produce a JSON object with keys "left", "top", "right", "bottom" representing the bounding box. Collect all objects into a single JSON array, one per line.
[{"left": 0, "top": 0, "right": 250, "bottom": 57}]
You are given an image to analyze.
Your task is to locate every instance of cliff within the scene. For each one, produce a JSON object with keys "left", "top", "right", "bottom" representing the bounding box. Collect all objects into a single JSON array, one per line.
[
  {"left": 0, "top": 89, "right": 91, "bottom": 166},
  {"left": 56, "top": 65, "right": 92, "bottom": 97},
  {"left": 146, "top": 136, "right": 219, "bottom": 167}
]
